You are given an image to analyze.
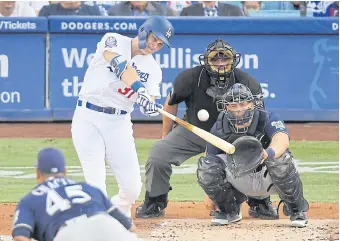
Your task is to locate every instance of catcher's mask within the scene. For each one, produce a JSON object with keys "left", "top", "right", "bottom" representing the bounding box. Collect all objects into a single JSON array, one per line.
[
  {"left": 199, "top": 39, "right": 241, "bottom": 89},
  {"left": 216, "top": 83, "right": 255, "bottom": 133},
  {"left": 226, "top": 136, "right": 264, "bottom": 178}
]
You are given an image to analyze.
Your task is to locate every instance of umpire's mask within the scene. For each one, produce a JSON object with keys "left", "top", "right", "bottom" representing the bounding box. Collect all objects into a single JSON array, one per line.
[
  {"left": 216, "top": 83, "right": 255, "bottom": 133},
  {"left": 199, "top": 39, "right": 240, "bottom": 89}
]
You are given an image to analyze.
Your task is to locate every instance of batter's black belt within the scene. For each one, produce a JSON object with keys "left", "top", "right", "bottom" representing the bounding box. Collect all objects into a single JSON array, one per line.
[{"left": 77, "top": 100, "right": 127, "bottom": 115}]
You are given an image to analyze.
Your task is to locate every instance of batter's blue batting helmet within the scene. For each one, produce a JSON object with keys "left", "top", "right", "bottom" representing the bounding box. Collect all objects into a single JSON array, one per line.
[{"left": 138, "top": 16, "right": 174, "bottom": 49}]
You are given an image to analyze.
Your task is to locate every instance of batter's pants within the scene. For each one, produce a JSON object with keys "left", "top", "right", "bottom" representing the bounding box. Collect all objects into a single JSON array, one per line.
[{"left": 71, "top": 105, "right": 142, "bottom": 218}]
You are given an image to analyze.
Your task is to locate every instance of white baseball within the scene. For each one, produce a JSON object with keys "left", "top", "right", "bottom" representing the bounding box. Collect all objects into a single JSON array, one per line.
[{"left": 197, "top": 109, "right": 209, "bottom": 122}]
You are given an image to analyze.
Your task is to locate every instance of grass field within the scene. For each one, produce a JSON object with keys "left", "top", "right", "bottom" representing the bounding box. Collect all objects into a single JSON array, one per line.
[{"left": 0, "top": 139, "right": 338, "bottom": 203}]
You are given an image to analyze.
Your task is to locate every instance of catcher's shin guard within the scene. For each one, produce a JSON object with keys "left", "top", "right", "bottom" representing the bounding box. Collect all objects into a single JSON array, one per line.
[
  {"left": 265, "top": 151, "right": 309, "bottom": 226},
  {"left": 197, "top": 155, "right": 246, "bottom": 217}
]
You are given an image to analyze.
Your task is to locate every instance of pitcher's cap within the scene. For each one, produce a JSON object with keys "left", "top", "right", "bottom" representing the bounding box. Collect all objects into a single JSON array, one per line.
[{"left": 36, "top": 147, "right": 65, "bottom": 174}]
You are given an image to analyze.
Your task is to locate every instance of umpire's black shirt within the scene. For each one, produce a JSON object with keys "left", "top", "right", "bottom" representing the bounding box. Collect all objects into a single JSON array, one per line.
[{"left": 168, "top": 66, "right": 262, "bottom": 132}]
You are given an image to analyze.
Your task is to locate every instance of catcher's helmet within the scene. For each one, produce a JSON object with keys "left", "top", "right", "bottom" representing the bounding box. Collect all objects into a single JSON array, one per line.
[
  {"left": 138, "top": 16, "right": 174, "bottom": 50},
  {"left": 199, "top": 39, "right": 241, "bottom": 88},
  {"left": 216, "top": 83, "right": 255, "bottom": 133}
]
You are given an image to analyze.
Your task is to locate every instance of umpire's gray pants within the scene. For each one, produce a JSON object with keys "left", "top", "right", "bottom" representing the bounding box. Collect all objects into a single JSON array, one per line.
[
  {"left": 146, "top": 125, "right": 206, "bottom": 197},
  {"left": 54, "top": 213, "right": 142, "bottom": 241},
  {"left": 217, "top": 154, "right": 299, "bottom": 200}
]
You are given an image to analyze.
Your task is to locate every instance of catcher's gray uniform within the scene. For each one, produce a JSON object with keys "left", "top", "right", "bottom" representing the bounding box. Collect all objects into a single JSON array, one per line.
[
  {"left": 216, "top": 153, "right": 298, "bottom": 199},
  {"left": 197, "top": 107, "right": 309, "bottom": 227}
]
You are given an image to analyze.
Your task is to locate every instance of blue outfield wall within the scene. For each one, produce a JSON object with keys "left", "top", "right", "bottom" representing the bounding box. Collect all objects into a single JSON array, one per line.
[{"left": 0, "top": 17, "right": 338, "bottom": 122}]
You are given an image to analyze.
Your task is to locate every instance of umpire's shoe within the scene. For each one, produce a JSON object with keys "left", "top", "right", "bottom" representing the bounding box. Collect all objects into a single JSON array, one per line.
[
  {"left": 135, "top": 192, "right": 167, "bottom": 218},
  {"left": 247, "top": 196, "right": 279, "bottom": 220}
]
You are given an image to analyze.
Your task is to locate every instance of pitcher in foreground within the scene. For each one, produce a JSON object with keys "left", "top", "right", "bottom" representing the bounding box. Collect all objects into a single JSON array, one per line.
[{"left": 12, "top": 147, "right": 141, "bottom": 241}]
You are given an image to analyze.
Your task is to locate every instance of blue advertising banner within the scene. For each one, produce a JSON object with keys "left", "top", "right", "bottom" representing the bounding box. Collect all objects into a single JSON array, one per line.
[
  {"left": 0, "top": 34, "right": 49, "bottom": 121},
  {"left": 0, "top": 17, "right": 338, "bottom": 121},
  {"left": 49, "top": 32, "right": 339, "bottom": 121},
  {"left": 0, "top": 17, "right": 47, "bottom": 33},
  {"left": 49, "top": 16, "right": 338, "bottom": 35}
]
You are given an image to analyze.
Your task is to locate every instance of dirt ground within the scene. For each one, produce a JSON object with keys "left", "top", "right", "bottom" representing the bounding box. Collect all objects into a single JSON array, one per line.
[{"left": 0, "top": 122, "right": 338, "bottom": 241}]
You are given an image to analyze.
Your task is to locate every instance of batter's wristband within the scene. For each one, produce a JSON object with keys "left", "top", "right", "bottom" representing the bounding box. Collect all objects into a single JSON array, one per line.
[
  {"left": 131, "top": 81, "right": 145, "bottom": 92},
  {"left": 266, "top": 147, "right": 275, "bottom": 159}
]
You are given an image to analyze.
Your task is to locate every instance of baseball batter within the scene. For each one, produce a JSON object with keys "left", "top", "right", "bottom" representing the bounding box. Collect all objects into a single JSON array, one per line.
[
  {"left": 71, "top": 16, "right": 174, "bottom": 218},
  {"left": 12, "top": 147, "right": 141, "bottom": 241},
  {"left": 197, "top": 84, "right": 309, "bottom": 227},
  {"left": 136, "top": 39, "right": 278, "bottom": 220}
]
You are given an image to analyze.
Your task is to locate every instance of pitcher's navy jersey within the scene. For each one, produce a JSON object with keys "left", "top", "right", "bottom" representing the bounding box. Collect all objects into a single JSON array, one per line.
[{"left": 12, "top": 177, "right": 131, "bottom": 241}]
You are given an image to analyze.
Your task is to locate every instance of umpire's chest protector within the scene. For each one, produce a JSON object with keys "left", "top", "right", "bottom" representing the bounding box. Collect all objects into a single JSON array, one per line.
[{"left": 215, "top": 110, "right": 271, "bottom": 148}]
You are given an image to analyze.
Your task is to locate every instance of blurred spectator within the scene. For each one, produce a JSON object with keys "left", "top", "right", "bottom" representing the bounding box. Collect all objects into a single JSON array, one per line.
[
  {"left": 165, "top": 1, "right": 194, "bottom": 14},
  {"left": 108, "top": 1, "right": 176, "bottom": 16},
  {"left": 82, "top": 1, "right": 119, "bottom": 16},
  {"left": 302, "top": 1, "right": 339, "bottom": 17},
  {"left": 180, "top": 1, "right": 243, "bottom": 16},
  {"left": 38, "top": 1, "right": 102, "bottom": 16},
  {"left": 334, "top": 1, "right": 339, "bottom": 16},
  {"left": 242, "top": 1, "right": 262, "bottom": 15},
  {"left": 223, "top": 1, "right": 242, "bottom": 8},
  {"left": 26, "top": 1, "right": 50, "bottom": 15},
  {"left": 261, "top": 1, "right": 296, "bottom": 10},
  {"left": 0, "top": 1, "right": 36, "bottom": 17}
]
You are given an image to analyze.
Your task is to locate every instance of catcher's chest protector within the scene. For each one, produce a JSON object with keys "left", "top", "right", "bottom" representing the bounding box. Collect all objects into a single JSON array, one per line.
[{"left": 215, "top": 110, "right": 270, "bottom": 148}]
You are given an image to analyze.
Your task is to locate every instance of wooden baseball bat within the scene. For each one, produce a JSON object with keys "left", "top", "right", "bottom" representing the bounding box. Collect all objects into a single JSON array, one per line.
[{"left": 158, "top": 108, "right": 235, "bottom": 154}]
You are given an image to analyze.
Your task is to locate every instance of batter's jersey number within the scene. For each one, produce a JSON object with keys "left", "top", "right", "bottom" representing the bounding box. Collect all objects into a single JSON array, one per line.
[
  {"left": 118, "top": 87, "right": 135, "bottom": 98},
  {"left": 46, "top": 185, "right": 91, "bottom": 216}
]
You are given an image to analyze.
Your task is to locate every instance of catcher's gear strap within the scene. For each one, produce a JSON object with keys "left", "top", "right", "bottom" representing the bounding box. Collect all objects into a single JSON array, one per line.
[
  {"left": 265, "top": 151, "right": 309, "bottom": 213},
  {"left": 197, "top": 155, "right": 246, "bottom": 215},
  {"left": 226, "top": 136, "right": 264, "bottom": 178}
]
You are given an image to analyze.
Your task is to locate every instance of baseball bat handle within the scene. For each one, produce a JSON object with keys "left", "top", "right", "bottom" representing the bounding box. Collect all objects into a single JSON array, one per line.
[{"left": 157, "top": 108, "right": 235, "bottom": 154}]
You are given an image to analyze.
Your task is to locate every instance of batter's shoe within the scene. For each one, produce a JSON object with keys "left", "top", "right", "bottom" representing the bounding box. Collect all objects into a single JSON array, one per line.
[
  {"left": 248, "top": 197, "right": 279, "bottom": 220},
  {"left": 210, "top": 210, "right": 242, "bottom": 226}
]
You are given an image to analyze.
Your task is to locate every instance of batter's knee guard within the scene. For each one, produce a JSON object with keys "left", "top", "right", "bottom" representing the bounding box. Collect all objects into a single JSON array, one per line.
[
  {"left": 265, "top": 151, "right": 309, "bottom": 214},
  {"left": 197, "top": 155, "right": 247, "bottom": 216}
]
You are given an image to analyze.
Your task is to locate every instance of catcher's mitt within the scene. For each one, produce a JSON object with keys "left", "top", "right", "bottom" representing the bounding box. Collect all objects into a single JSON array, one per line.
[{"left": 226, "top": 136, "right": 264, "bottom": 178}]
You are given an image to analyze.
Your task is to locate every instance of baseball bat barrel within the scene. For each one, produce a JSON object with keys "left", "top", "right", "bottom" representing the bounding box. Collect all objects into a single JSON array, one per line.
[{"left": 158, "top": 108, "right": 235, "bottom": 154}]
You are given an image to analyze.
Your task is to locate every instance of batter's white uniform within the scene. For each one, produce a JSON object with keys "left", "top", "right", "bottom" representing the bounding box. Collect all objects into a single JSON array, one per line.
[{"left": 71, "top": 32, "right": 162, "bottom": 218}]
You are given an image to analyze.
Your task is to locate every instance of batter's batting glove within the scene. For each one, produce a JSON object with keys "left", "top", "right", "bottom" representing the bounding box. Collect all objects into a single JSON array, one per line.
[
  {"left": 140, "top": 102, "right": 163, "bottom": 117},
  {"left": 135, "top": 88, "right": 152, "bottom": 107},
  {"left": 136, "top": 88, "right": 163, "bottom": 117}
]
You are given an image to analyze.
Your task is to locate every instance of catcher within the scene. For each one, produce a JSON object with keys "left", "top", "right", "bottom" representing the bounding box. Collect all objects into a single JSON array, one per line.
[{"left": 197, "top": 83, "right": 309, "bottom": 227}]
